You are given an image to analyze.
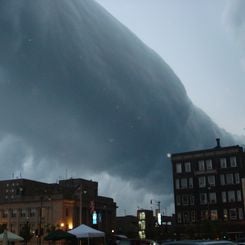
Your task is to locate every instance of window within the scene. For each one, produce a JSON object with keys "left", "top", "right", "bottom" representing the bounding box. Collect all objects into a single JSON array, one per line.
[
  {"left": 228, "top": 190, "right": 235, "bottom": 202},
  {"left": 226, "top": 173, "right": 234, "bottom": 185},
  {"left": 185, "top": 162, "right": 191, "bottom": 172},
  {"left": 201, "top": 210, "right": 208, "bottom": 220},
  {"left": 189, "top": 177, "right": 193, "bottom": 188},
  {"left": 198, "top": 160, "right": 205, "bottom": 171},
  {"left": 183, "top": 212, "right": 189, "bottom": 224},
  {"left": 207, "top": 175, "right": 215, "bottom": 186},
  {"left": 237, "top": 190, "right": 242, "bottom": 202},
  {"left": 177, "top": 213, "right": 182, "bottom": 223},
  {"left": 30, "top": 208, "right": 36, "bottom": 217},
  {"left": 3, "top": 210, "right": 8, "bottom": 218},
  {"left": 220, "top": 174, "right": 225, "bottom": 185},
  {"left": 176, "top": 195, "right": 181, "bottom": 206},
  {"left": 230, "top": 156, "right": 237, "bottom": 167},
  {"left": 175, "top": 179, "right": 180, "bottom": 189},
  {"left": 181, "top": 178, "right": 187, "bottom": 189},
  {"left": 238, "top": 208, "right": 243, "bottom": 220},
  {"left": 235, "top": 173, "right": 240, "bottom": 184},
  {"left": 198, "top": 176, "right": 206, "bottom": 188},
  {"left": 190, "top": 195, "right": 195, "bottom": 205},
  {"left": 209, "top": 192, "right": 217, "bottom": 204},
  {"left": 191, "top": 210, "right": 196, "bottom": 222},
  {"left": 176, "top": 163, "right": 182, "bottom": 173},
  {"left": 223, "top": 209, "right": 228, "bottom": 220},
  {"left": 182, "top": 195, "right": 189, "bottom": 205},
  {"left": 200, "top": 193, "right": 207, "bottom": 204},
  {"left": 229, "top": 208, "right": 237, "bottom": 220},
  {"left": 221, "top": 191, "right": 227, "bottom": 203},
  {"left": 220, "top": 158, "right": 227, "bottom": 168},
  {"left": 206, "top": 159, "right": 212, "bottom": 170},
  {"left": 139, "top": 212, "right": 145, "bottom": 220},
  {"left": 210, "top": 210, "right": 218, "bottom": 220}
]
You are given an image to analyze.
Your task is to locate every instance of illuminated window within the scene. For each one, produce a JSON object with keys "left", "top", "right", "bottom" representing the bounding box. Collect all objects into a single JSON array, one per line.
[
  {"left": 198, "top": 160, "right": 205, "bottom": 171},
  {"left": 223, "top": 209, "right": 228, "bottom": 220},
  {"left": 230, "top": 156, "right": 237, "bottom": 167},
  {"left": 185, "top": 162, "right": 191, "bottom": 172},
  {"left": 139, "top": 212, "right": 145, "bottom": 220},
  {"left": 220, "top": 158, "right": 227, "bottom": 168},
  {"left": 206, "top": 159, "right": 212, "bottom": 170},
  {"left": 210, "top": 210, "right": 218, "bottom": 220},
  {"left": 176, "top": 163, "right": 182, "bottom": 173}
]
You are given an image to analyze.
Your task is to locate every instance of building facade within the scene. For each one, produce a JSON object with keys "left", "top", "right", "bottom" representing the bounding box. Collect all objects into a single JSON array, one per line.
[
  {"left": 171, "top": 139, "right": 245, "bottom": 239},
  {"left": 0, "top": 178, "right": 117, "bottom": 243}
]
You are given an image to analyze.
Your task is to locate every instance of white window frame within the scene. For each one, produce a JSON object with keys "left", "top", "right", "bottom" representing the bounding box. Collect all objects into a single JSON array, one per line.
[
  {"left": 228, "top": 190, "right": 235, "bottom": 202},
  {"left": 206, "top": 159, "right": 212, "bottom": 170},
  {"left": 220, "top": 158, "right": 227, "bottom": 168},
  {"left": 207, "top": 175, "right": 215, "bottom": 186},
  {"left": 230, "top": 156, "right": 237, "bottom": 167},
  {"left": 176, "top": 163, "right": 182, "bottom": 173},
  {"left": 235, "top": 173, "right": 240, "bottom": 184},
  {"left": 222, "top": 191, "right": 227, "bottom": 203},
  {"left": 181, "top": 178, "right": 188, "bottom": 189},
  {"left": 185, "top": 162, "right": 191, "bottom": 172},
  {"left": 198, "top": 176, "right": 206, "bottom": 188},
  {"left": 226, "top": 173, "right": 234, "bottom": 185},
  {"left": 198, "top": 160, "right": 205, "bottom": 171},
  {"left": 220, "top": 174, "right": 225, "bottom": 185},
  {"left": 209, "top": 192, "right": 217, "bottom": 204},
  {"left": 237, "top": 190, "right": 242, "bottom": 202}
]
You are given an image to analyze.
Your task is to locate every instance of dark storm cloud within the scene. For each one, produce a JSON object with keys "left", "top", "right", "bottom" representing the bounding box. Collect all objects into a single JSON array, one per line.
[{"left": 0, "top": 0, "right": 234, "bottom": 193}]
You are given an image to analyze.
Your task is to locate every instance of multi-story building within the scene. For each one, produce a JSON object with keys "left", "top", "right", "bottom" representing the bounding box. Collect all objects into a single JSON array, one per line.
[
  {"left": 171, "top": 139, "right": 245, "bottom": 239},
  {"left": 0, "top": 178, "right": 117, "bottom": 242}
]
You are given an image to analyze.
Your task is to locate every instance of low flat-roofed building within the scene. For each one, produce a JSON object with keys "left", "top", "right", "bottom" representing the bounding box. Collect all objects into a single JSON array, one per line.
[{"left": 0, "top": 178, "right": 117, "bottom": 243}]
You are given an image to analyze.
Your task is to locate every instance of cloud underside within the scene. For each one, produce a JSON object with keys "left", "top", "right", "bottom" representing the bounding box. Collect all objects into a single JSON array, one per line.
[{"left": 0, "top": 0, "right": 234, "bottom": 213}]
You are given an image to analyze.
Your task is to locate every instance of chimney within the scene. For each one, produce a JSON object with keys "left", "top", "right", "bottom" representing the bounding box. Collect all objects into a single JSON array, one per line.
[{"left": 216, "top": 138, "right": 221, "bottom": 148}]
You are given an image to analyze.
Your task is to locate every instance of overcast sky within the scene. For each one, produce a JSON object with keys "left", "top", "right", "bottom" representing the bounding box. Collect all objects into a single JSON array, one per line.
[{"left": 95, "top": 0, "right": 245, "bottom": 136}]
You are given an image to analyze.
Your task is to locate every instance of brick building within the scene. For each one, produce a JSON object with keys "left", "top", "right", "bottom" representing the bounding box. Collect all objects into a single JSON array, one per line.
[
  {"left": 0, "top": 178, "right": 117, "bottom": 243},
  {"left": 171, "top": 139, "right": 245, "bottom": 239}
]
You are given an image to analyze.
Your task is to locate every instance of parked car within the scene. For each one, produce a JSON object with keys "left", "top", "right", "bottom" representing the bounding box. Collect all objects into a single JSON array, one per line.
[{"left": 161, "top": 240, "right": 236, "bottom": 245}]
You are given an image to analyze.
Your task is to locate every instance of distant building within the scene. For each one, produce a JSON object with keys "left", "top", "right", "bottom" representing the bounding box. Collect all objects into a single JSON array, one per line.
[
  {"left": 171, "top": 138, "right": 245, "bottom": 239},
  {"left": 0, "top": 178, "right": 117, "bottom": 242},
  {"left": 115, "top": 215, "right": 138, "bottom": 238}
]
